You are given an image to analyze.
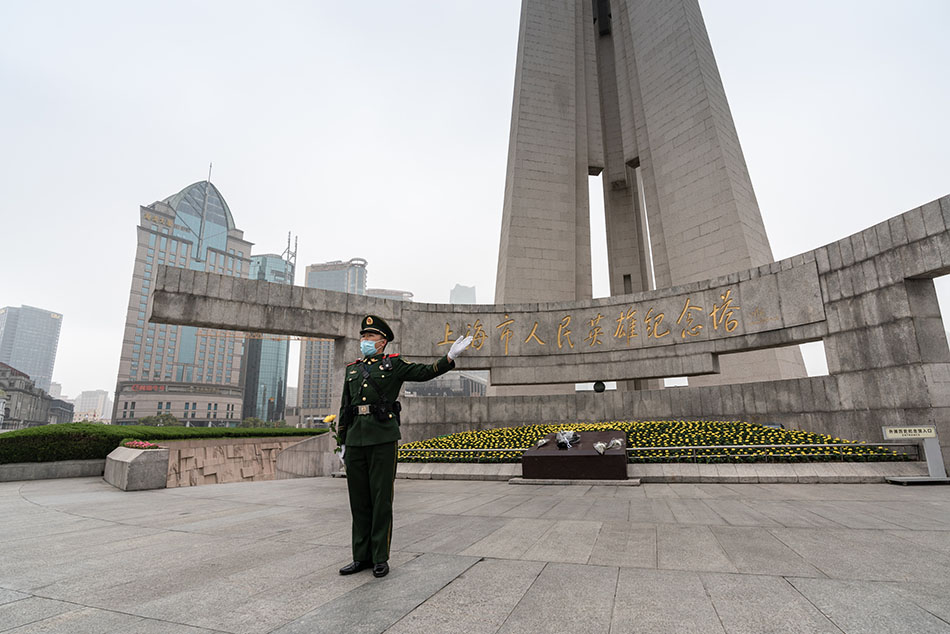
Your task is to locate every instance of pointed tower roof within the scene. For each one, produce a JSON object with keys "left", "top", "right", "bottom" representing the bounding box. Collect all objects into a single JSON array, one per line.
[{"left": 161, "top": 181, "right": 235, "bottom": 231}]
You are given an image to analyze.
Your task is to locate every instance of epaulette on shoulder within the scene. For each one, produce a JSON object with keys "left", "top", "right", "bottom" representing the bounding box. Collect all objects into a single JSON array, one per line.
[
  {"left": 386, "top": 353, "right": 400, "bottom": 358},
  {"left": 347, "top": 359, "right": 361, "bottom": 366}
]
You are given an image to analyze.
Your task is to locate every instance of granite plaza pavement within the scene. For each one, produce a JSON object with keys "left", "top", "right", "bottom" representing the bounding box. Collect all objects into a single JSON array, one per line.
[{"left": 2, "top": 476, "right": 950, "bottom": 634}]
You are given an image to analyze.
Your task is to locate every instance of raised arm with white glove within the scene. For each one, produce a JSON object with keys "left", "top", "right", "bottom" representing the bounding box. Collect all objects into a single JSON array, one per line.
[{"left": 447, "top": 335, "right": 474, "bottom": 361}]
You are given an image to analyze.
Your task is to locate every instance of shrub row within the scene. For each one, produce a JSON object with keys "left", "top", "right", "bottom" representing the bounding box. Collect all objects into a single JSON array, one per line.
[{"left": 0, "top": 423, "right": 327, "bottom": 464}]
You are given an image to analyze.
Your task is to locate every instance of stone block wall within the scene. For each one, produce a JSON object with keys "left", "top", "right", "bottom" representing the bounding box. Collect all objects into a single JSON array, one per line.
[
  {"left": 150, "top": 195, "right": 950, "bottom": 471},
  {"left": 275, "top": 432, "right": 339, "bottom": 479},
  {"left": 401, "top": 196, "right": 950, "bottom": 469},
  {"left": 163, "top": 437, "right": 309, "bottom": 487}
]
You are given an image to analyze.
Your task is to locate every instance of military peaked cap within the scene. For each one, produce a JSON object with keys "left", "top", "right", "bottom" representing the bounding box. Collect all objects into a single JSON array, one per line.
[{"left": 360, "top": 314, "right": 395, "bottom": 342}]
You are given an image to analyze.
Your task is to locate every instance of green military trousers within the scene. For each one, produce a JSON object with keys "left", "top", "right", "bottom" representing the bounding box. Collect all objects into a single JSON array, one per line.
[{"left": 343, "top": 441, "right": 398, "bottom": 564}]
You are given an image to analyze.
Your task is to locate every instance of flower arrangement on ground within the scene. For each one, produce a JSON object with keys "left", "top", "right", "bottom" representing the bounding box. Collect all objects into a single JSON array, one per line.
[
  {"left": 122, "top": 440, "right": 162, "bottom": 450},
  {"left": 397, "top": 420, "right": 908, "bottom": 464}
]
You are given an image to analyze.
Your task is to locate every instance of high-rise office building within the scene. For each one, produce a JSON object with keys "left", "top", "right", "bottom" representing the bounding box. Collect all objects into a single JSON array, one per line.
[
  {"left": 0, "top": 305, "right": 63, "bottom": 393},
  {"left": 73, "top": 390, "right": 112, "bottom": 421},
  {"left": 298, "top": 259, "right": 367, "bottom": 412},
  {"left": 241, "top": 253, "right": 294, "bottom": 421},
  {"left": 449, "top": 284, "right": 476, "bottom": 304},
  {"left": 112, "top": 181, "right": 251, "bottom": 425}
]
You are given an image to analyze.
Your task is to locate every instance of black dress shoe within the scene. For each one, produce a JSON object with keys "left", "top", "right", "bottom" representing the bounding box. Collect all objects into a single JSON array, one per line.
[
  {"left": 339, "top": 561, "right": 371, "bottom": 575},
  {"left": 372, "top": 562, "right": 389, "bottom": 578}
]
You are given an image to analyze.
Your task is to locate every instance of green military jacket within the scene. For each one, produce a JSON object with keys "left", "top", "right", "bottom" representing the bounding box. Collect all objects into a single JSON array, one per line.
[{"left": 339, "top": 353, "right": 455, "bottom": 446}]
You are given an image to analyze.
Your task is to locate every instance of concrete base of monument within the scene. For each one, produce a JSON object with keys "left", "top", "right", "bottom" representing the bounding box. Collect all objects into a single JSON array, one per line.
[
  {"left": 396, "top": 461, "right": 929, "bottom": 483},
  {"left": 522, "top": 431, "right": 628, "bottom": 480}
]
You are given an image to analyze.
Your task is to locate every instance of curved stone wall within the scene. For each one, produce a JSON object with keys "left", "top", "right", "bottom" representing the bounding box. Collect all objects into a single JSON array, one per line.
[{"left": 151, "top": 195, "right": 950, "bottom": 469}]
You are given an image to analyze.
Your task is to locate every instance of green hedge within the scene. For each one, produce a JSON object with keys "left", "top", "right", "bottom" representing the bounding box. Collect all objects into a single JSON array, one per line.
[{"left": 0, "top": 423, "right": 328, "bottom": 464}]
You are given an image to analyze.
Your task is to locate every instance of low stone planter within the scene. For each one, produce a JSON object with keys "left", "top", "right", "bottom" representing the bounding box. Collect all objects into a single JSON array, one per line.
[
  {"left": 104, "top": 446, "right": 170, "bottom": 491},
  {"left": 0, "top": 459, "right": 105, "bottom": 482}
]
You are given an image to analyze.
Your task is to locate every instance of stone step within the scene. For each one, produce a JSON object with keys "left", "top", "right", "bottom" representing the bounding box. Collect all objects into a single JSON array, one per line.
[{"left": 396, "top": 460, "right": 929, "bottom": 484}]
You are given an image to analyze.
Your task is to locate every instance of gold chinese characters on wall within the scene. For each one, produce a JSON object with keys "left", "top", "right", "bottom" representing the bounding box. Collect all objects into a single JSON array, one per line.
[{"left": 434, "top": 288, "right": 746, "bottom": 356}]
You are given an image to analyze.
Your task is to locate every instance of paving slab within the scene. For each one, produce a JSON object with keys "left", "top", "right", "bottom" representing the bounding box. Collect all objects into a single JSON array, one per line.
[
  {"left": 460, "top": 493, "right": 533, "bottom": 516},
  {"left": 205, "top": 550, "right": 419, "bottom": 634},
  {"left": 3, "top": 476, "right": 950, "bottom": 633},
  {"left": 770, "top": 527, "right": 950, "bottom": 582},
  {"left": 496, "top": 563, "right": 617, "bottom": 634},
  {"left": 628, "top": 498, "right": 675, "bottom": 523},
  {"left": 789, "top": 577, "right": 950, "bottom": 634},
  {"left": 806, "top": 500, "right": 907, "bottom": 529},
  {"left": 538, "top": 495, "right": 597, "bottom": 520},
  {"left": 497, "top": 495, "right": 561, "bottom": 518},
  {"left": 700, "top": 572, "right": 840, "bottom": 633},
  {"left": 396, "top": 515, "right": 508, "bottom": 555},
  {"left": 0, "top": 589, "right": 30, "bottom": 607},
  {"left": 269, "top": 553, "right": 479, "bottom": 634},
  {"left": 586, "top": 496, "right": 631, "bottom": 521},
  {"left": 666, "top": 498, "right": 727, "bottom": 525},
  {"left": 0, "top": 597, "right": 82, "bottom": 632},
  {"left": 611, "top": 569, "right": 725, "bottom": 633},
  {"left": 385, "top": 559, "right": 544, "bottom": 634},
  {"left": 710, "top": 526, "right": 824, "bottom": 577},
  {"left": 520, "top": 519, "right": 601, "bottom": 563},
  {"left": 891, "top": 581, "right": 950, "bottom": 624},
  {"left": 3, "top": 606, "right": 149, "bottom": 633},
  {"left": 749, "top": 500, "right": 846, "bottom": 528},
  {"left": 707, "top": 498, "right": 781, "bottom": 527},
  {"left": 587, "top": 521, "right": 656, "bottom": 568},
  {"left": 656, "top": 525, "right": 738, "bottom": 573},
  {"left": 458, "top": 518, "right": 553, "bottom": 560},
  {"left": 885, "top": 529, "right": 950, "bottom": 557}
]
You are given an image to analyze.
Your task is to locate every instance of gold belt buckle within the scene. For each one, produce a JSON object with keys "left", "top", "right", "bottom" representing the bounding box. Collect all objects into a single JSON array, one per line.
[{"left": 357, "top": 405, "right": 371, "bottom": 415}]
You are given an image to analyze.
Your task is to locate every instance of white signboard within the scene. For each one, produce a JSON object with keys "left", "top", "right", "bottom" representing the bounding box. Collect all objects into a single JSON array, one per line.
[{"left": 882, "top": 426, "right": 937, "bottom": 440}]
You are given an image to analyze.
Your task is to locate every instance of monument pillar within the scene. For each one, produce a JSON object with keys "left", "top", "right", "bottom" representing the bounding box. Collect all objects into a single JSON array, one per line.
[{"left": 495, "top": 0, "right": 806, "bottom": 387}]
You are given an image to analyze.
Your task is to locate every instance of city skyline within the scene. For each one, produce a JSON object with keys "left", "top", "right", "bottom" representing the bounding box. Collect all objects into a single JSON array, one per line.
[{"left": 2, "top": 1, "right": 948, "bottom": 397}]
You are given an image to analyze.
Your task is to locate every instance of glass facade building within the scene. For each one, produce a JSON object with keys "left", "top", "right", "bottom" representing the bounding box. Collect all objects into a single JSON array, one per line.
[
  {"left": 242, "top": 254, "right": 294, "bottom": 421},
  {"left": 298, "top": 259, "right": 367, "bottom": 412},
  {"left": 112, "top": 181, "right": 251, "bottom": 425},
  {"left": 0, "top": 305, "right": 63, "bottom": 393}
]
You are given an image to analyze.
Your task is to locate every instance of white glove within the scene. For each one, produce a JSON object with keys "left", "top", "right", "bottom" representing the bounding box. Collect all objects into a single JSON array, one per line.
[
  {"left": 447, "top": 335, "right": 474, "bottom": 361},
  {"left": 339, "top": 445, "right": 345, "bottom": 463}
]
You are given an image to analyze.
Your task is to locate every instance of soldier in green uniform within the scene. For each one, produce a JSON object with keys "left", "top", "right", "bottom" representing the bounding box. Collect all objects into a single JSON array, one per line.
[{"left": 337, "top": 314, "right": 472, "bottom": 578}]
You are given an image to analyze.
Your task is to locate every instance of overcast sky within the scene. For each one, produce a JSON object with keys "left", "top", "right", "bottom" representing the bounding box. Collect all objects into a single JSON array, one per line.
[{"left": 2, "top": 1, "right": 949, "bottom": 398}]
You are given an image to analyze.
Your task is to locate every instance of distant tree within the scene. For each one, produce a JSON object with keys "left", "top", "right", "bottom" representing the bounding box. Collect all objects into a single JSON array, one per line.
[{"left": 137, "top": 413, "right": 182, "bottom": 427}]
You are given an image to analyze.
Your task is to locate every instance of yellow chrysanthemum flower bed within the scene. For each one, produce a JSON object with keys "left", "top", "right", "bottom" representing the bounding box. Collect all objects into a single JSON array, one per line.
[{"left": 397, "top": 420, "right": 909, "bottom": 464}]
